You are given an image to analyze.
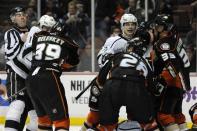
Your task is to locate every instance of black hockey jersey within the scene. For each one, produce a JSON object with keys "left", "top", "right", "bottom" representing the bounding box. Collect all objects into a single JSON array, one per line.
[
  {"left": 97, "top": 51, "right": 153, "bottom": 85},
  {"left": 153, "top": 32, "right": 191, "bottom": 91},
  {"left": 31, "top": 31, "right": 79, "bottom": 72}
]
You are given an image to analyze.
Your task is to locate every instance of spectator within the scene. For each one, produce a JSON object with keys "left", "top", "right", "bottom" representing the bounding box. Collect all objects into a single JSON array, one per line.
[
  {"left": 28, "top": 0, "right": 36, "bottom": 8},
  {"left": 191, "top": 1, "right": 197, "bottom": 18},
  {"left": 42, "top": 0, "right": 63, "bottom": 19},
  {"left": 136, "top": 0, "right": 156, "bottom": 21},
  {"left": 185, "top": 18, "right": 197, "bottom": 72},
  {"left": 95, "top": 0, "right": 116, "bottom": 40},
  {"left": 185, "top": 18, "right": 197, "bottom": 48},
  {"left": 110, "top": 25, "right": 121, "bottom": 36},
  {"left": 185, "top": 45, "right": 196, "bottom": 72},
  {"left": 112, "top": 2, "right": 125, "bottom": 25},
  {"left": 75, "top": 0, "right": 85, "bottom": 14},
  {"left": 63, "top": 1, "right": 89, "bottom": 49},
  {"left": 125, "top": 0, "right": 144, "bottom": 23},
  {"left": 159, "top": 0, "right": 173, "bottom": 15},
  {"left": 26, "top": 6, "right": 37, "bottom": 27}
]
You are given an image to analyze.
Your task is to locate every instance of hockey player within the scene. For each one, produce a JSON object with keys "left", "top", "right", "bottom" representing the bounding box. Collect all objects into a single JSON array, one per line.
[
  {"left": 189, "top": 103, "right": 197, "bottom": 130},
  {"left": 97, "top": 14, "right": 153, "bottom": 68},
  {"left": 152, "top": 14, "right": 191, "bottom": 131},
  {"left": 21, "top": 14, "right": 56, "bottom": 131},
  {"left": 81, "top": 13, "right": 153, "bottom": 131},
  {"left": 96, "top": 39, "right": 156, "bottom": 131},
  {"left": 4, "top": 6, "right": 38, "bottom": 131},
  {"left": 21, "top": 15, "right": 57, "bottom": 69},
  {"left": 26, "top": 20, "right": 79, "bottom": 131}
]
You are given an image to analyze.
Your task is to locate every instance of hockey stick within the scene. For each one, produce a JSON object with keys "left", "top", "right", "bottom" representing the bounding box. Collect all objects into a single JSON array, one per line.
[
  {"left": 140, "top": 0, "right": 160, "bottom": 28},
  {"left": 0, "top": 87, "right": 26, "bottom": 106},
  {"left": 75, "top": 77, "right": 97, "bottom": 100}
]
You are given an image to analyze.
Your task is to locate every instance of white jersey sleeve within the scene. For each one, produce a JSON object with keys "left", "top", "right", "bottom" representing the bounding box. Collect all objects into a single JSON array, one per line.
[
  {"left": 97, "top": 35, "right": 128, "bottom": 68},
  {"left": 18, "top": 26, "right": 41, "bottom": 69},
  {"left": 24, "top": 26, "right": 41, "bottom": 49}
]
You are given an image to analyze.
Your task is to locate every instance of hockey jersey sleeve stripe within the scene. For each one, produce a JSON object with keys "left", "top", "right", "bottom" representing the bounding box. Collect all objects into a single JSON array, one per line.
[
  {"left": 110, "top": 37, "right": 122, "bottom": 48},
  {"left": 6, "top": 45, "right": 20, "bottom": 58},
  {"left": 6, "top": 30, "right": 19, "bottom": 50},
  {"left": 22, "top": 47, "right": 32, "bottom": 57},
  {"left": 13, "top": 57, "right": 29, "bottom": 73},
  {"left": 5, "top": 30, "right": 22, "bottom": 60}
]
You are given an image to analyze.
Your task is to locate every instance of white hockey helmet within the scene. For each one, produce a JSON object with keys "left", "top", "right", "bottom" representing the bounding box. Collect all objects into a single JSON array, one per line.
[
  {"left": 39, "top": 15, "right": 56, "bottom": 29},
  {"left": 120, "top": 13, "right": 138, "bottom": 29}
]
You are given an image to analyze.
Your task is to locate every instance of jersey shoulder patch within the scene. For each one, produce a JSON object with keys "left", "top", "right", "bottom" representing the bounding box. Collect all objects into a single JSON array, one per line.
[{"left": 155, "top": 37, "right": 174, "bottom": 52}]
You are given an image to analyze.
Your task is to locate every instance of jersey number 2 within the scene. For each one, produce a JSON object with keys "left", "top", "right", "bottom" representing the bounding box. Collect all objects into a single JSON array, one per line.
[{"left": 120, "top": 54, "right": 138, "bottom": 67}]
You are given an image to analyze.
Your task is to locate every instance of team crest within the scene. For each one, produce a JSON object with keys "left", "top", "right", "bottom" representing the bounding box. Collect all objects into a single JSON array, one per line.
[{"left": 160, "top": 43, "right": 170, "bottom": 50}]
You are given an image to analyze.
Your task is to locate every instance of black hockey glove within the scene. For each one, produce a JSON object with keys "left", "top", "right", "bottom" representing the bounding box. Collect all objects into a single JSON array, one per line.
[
  {"left": 139, "top": 21, "right": 150, "bottom": 30},
  {"left": 128, "top": 37, "right": 143, "bottom": 46},
  {"left": 101, "top": 53, "right": 114, "bottom": 66},
  {"left": 152, "top": 76, "right": 167, "bottom": 96},
  {"left": 90, "top": 79, "right": 103, "bottom": 96},
  {"left": 88, "top": 78, "right": 103, "bottom": 110},
  {"left": 127, "top": 37, "right": 147, "bottom": 56}
]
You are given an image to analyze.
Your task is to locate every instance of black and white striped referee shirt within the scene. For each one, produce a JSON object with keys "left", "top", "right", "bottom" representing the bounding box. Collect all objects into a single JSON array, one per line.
[{"left": 4, "top": 26, "right": 29, "bottom": 79}]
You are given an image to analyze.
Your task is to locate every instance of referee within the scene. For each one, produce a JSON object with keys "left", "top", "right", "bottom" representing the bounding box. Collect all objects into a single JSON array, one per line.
[{"left": 4, "top": 6, "right": 36, "bottom": 131}]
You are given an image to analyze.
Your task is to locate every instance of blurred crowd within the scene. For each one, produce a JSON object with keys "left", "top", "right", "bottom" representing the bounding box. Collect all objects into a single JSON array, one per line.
[{"left": 0, "top": 0, "right": 196, "bottom": 72}]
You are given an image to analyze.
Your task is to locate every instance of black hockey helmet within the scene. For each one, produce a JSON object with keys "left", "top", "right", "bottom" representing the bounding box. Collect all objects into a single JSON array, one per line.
[
  {"left": 50, "top": 19, "right": 66, "bottom": 35},
  {"left": 9, "top": 6, "right": 26, "bottom": 22},
  {"left": 154, "top": 14, "right": 174, "bottom": 30},
  {"left": 10, "top": 6, "right": 26, "bottom": 17}
]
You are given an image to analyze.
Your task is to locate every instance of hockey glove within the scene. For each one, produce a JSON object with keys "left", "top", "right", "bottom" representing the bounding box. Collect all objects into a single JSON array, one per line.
[
  {"left": 101, "top": 53, "right": 114, "bottom": 66},
  {"left": 127, "top": 37, "right": 147, "bottom": 56},
  {"left": 91, "top": 79, "right": 102, "bottom": 96},
  {"left": 89, "top": 79, "right": 103, "bottom": 110},
  {"left": 152, "top": 76, "right": 167, "bottom": 96}
]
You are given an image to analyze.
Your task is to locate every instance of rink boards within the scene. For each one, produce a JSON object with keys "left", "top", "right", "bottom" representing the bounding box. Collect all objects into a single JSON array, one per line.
[{"left": 0, "top": 72, "right": 196, "bottom": 126}]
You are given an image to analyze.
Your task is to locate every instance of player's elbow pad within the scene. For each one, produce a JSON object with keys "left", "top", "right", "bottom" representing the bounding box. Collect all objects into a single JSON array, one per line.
[{"left": 61, "top": 63, "right": 74, "bottom": 69}]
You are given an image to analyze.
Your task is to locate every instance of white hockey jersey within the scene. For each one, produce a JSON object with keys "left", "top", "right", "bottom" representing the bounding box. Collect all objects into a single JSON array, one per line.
[
  {"left": 97, "top": 35, "right": 128, "bottom": 68},
  {"left": 18, "top": 26, "right": 41, "bottom": 71},
  {"left": 97, "top": 34, "right": 153, "bottom": 68}
]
